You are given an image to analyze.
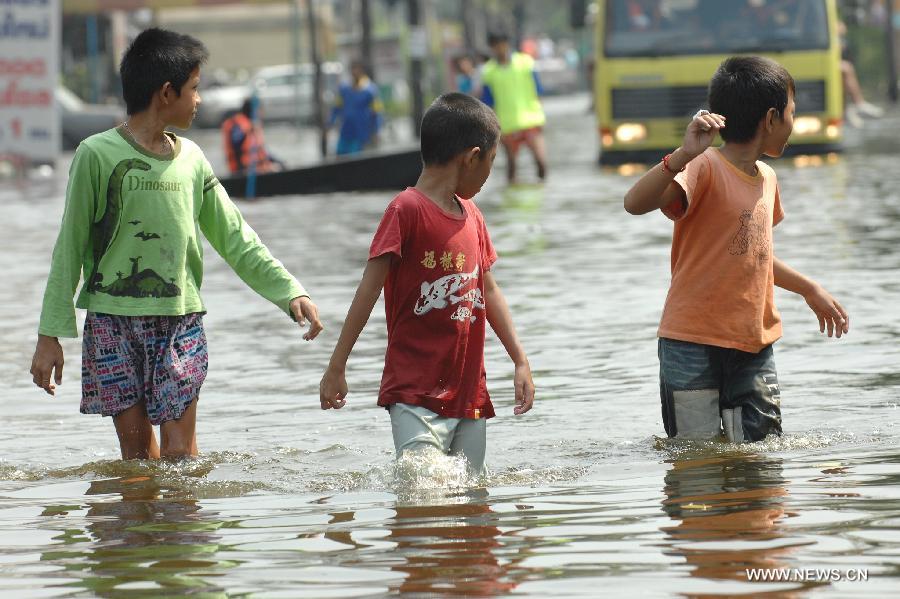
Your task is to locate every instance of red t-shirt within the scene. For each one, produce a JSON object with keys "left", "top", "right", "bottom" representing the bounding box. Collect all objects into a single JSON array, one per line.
[{"left": 369, "top": 187, "right": 498, "bottom": 419}]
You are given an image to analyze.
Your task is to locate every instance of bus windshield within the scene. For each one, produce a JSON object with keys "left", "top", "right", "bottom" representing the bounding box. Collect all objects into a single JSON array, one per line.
[{"left": 605, "top": 0, "right": 829, "bottom": 57}]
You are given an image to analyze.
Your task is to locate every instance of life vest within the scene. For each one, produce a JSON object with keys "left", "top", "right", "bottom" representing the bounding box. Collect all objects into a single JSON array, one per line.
[{"left": 221, "top": 113, "right": 272, "bottom": 174}]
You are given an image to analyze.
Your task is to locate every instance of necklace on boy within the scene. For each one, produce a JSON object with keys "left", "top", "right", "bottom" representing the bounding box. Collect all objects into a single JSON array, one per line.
[{"left": 123, "top": 121, "right": 173, "bottom": 155}]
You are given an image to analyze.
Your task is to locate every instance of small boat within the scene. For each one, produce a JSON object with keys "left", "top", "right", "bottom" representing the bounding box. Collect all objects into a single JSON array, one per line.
[{"left": 219, "top": 147, "right": 422, "bottom": 198}]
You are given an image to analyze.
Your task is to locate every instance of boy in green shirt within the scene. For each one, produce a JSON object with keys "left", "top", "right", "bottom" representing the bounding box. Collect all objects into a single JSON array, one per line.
[{"left": 29, "top": 28, "right": 322, "bottom": 460}]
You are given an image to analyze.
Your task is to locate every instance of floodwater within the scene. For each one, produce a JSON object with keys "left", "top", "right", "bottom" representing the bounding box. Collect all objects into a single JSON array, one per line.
[{"left": 1, "top": 95, "right": 899, "bottom": 597}]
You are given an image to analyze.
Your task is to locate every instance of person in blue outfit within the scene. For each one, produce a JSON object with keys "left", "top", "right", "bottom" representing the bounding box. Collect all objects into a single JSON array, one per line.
[{"left": 330, "top": 60, "right": 384, "bottom": 155}]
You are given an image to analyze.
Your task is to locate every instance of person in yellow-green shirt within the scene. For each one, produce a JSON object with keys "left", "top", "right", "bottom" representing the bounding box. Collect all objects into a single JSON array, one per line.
[{"left": 480, "top": 31, "right": 547, "bottom": 183}]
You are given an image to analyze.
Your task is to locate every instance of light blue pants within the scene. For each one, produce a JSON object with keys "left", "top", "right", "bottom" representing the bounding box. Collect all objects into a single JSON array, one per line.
[{"left": 389, "top": 403, "right": 487, "bottom": 474}]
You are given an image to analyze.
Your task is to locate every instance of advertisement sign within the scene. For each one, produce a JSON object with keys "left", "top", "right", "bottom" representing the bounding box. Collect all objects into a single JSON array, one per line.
[{"left": 0, "top": 0, "right": 61, "bottom": 162}]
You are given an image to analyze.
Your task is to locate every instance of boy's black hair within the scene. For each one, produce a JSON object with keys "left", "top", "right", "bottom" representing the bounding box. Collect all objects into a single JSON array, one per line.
[
  {"left": 420, "top": 93, "right": 500, "bottom": 166},
  {"left": 487, "top": 30, "right": 510, "bottom": 46},
  {"left": 120, "top": 28, "right": 209, "bottom": 115},
  {"left": 708, "top": 56, "right": 795, "bottom": 143}
]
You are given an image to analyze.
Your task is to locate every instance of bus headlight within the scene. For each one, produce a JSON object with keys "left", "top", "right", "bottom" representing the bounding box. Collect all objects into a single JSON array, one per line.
[
  {"left": 615, "top": 123, "right": 647, "bottom": 143},
  {"left": 793, "top": 116, "right": 822, "bottom": 136}
]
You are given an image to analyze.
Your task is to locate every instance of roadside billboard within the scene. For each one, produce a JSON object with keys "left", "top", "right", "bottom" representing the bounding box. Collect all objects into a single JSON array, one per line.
[{"left": 0, "top": 0, "right": 61, "bottom": 163}]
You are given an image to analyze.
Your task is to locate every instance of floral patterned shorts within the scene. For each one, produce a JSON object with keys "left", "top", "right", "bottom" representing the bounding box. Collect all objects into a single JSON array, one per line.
[{"left": 81, "top": 312, "right": 208, "bottom": 425}]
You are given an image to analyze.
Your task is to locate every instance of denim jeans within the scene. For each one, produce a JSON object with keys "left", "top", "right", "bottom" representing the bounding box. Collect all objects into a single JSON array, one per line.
[{"left": 658, "top": 338, "right": 782, "bottom": 442}]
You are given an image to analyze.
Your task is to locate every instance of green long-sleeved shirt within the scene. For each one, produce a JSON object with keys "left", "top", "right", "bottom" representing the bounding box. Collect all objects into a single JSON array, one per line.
[{"left": 39, "top": 127, "right": 307, "bottom": 338}]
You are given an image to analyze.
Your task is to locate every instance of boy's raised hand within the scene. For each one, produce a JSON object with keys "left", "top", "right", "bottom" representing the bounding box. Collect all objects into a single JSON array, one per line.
[
  {"left": 682, "top": 110, "right": 726, "bottom": 159},
  {"left": 290, "top": 296, "right": 324, "bottom": 341},
  {"left": 513, "top": 361, "right": 535, "bottom": 415},
  {"left": 30, "top": 335, "right": 64, "bottom": 396},
  {"left": 319, "top": 367, "right": 348, "bottom": 410},
  {"left": 803, "top": 284, "right": 850, "bottom": 338}
]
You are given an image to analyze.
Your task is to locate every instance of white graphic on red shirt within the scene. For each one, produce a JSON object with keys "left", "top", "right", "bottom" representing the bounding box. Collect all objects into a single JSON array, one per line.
[{"left": 414, "top": 265, "right": 484, "bottom": 322}]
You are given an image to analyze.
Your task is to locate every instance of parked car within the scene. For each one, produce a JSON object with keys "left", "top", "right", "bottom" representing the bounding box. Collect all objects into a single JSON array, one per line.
[
  {"left": 534, "top": 57, "right": 581, "bottom": 95},
  {"left": 252, "top": 62, "right": 343, "bottom": 123},
  {"left": 195, "top": 62, "right": 343, "bottom": 129},
  {"left": 193, "top": 80, "right": 248, "bottom": 129},
  {"left": 57, "top": 86, "right": 125, "bottom": 150}
]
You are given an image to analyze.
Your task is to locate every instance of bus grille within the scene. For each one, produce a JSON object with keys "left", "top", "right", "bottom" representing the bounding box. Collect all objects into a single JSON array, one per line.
[
  {"left": 612, "top": 86, "right": 707, "bottom": 119},
  {"left": 793, "top": 80, "right": 826, "bottom": 113},
  {"left": 611, "top": 80, "right": 826, "bottom": 120}
]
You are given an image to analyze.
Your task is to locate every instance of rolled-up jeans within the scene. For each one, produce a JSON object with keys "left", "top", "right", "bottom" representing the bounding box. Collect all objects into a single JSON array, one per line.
[{"left": 658, "top": 338, "right": 782, "bottom": 443}]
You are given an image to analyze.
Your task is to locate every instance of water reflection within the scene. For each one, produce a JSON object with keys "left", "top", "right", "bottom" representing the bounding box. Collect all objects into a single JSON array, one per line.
[
  {"left": 386, "top": 496, "right": 519, "bottom": 596},
  {"left": 49, "top": 475, "right": 230, "bottom": 597},
  {"left": 660, "top": 454, "right": 803, "bottom": 590}
]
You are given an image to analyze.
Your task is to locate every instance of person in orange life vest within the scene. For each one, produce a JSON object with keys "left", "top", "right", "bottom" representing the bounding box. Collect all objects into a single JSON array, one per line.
[{"left": 221, "top": 98, "right": 284, "bottom": 175}]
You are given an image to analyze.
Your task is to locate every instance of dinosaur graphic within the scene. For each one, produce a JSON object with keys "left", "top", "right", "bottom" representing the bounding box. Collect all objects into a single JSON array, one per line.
[
  {"left": 414, "top": 265, "right": 480, "bottom": 317},
  {"left": 135, "top": 231, "right": 160, "bottom": 241},
  {"left": 88, "top": 158, "right": 151, "bottom": 292},
  {"left": 98, "top": 255, "right": 180, "bottom": 298}
]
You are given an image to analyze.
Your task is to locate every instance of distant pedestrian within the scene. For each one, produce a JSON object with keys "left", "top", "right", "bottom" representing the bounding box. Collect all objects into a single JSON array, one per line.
[
  {"left": 480, "top": 31, "right": 547, "bottom": 183},
  {"left": 838, "top": 21, "right": 884, "bottom": 127},
  {"left": 330, "top": 59, "right": 383, "bottom": 155},
  {"left": 30, "top": 28, "right": 323, "bottom": 460},
  {"left": 452, "top": 53, "right": 481, "bottom": 96}
]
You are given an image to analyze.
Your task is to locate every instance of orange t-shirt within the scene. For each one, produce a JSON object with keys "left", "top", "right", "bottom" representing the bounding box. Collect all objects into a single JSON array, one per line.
[{"left": 658, "top": 147, "right": 785, "bottom": 353}]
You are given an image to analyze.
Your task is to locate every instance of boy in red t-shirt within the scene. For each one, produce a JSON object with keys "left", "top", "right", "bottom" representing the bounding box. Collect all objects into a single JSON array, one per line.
[
  {"left": 319, "top": 93, "right": 534, "bottom": 474},
  {"left": 624, "top": 56, "right": 848, "bottom": 443}
]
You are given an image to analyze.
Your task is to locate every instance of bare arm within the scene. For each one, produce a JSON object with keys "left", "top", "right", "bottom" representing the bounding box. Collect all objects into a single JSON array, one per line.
[
  {"left": 623, "top": 111, "right": 726, "bottom": 215},
  {"left": 623, "top": 147, "right": 691, "bottom": 215},
  {"left": 774, "top": 256, "right": 849, "bottom": 338},
  {"left": 484, "top": 270, "right": 534, "bottom": 415},
  {"left": 319, "top": 254, "right": 391, "bottom": 409}
]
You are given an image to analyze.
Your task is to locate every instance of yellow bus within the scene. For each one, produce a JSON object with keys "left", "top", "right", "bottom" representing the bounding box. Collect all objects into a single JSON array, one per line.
[{"left": 594, "top": 0, "right": 844, "bottom": 164}]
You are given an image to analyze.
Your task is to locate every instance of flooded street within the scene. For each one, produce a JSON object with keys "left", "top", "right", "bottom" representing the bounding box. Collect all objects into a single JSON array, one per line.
[{"left": 1, "top": 95, "right": 898, "bottom": 597}]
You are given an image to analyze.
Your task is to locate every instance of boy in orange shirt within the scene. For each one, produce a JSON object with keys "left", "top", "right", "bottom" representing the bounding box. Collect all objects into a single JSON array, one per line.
[{"left": 623, "top": 56, "right": 849, "bottom": 443}]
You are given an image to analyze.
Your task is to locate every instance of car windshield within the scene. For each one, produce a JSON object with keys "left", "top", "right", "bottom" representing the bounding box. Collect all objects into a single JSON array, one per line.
[{"left": 604, "top": 0, "right": 829, "bottom": 57}]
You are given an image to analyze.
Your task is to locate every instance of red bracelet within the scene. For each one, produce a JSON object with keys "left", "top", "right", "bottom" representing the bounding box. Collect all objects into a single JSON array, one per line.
[{"left": 662, "top": 153, "right": 685, "bottom": 174}]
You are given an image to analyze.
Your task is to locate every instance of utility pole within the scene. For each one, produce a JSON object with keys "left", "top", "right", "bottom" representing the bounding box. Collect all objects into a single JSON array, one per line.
[
  {"left": 407, "top": 0, "right": 425, "bottom": 137},
  {"left": 361, "top": 0, "right": 375, "bottom": 80},
  {"left": 307, "top": 0, "right": 328, "bottom": 157},
  {"left": 461, "top": 0, "right": 475, "bottom": 50},
  {"left": 291, "top": 0, "right": 303, "bottom": 130},
  {"left": 887, "top": 0, "right": 898, "bottom": 104},
  {"left": 86, "top": 15, "right": 101, "bottom": 103},
  {"left": 512, "top": 0, "right": 525, "bottom": 51}
]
